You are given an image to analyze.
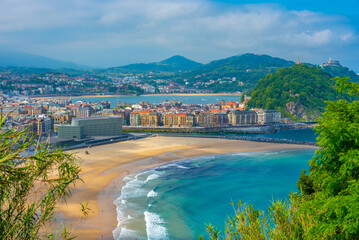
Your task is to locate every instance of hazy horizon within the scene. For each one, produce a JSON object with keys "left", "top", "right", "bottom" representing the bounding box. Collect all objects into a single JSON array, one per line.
[{"left": 1, "top": 0, "right": 358, "bottom": 71}]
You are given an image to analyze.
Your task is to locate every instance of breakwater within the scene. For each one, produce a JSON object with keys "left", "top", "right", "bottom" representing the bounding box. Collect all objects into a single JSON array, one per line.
[
  {"left": 122, "top": 122, "right": 316, "bottom": 134},
  {"left": 226, "top": 135, "right": 317, "bottom": 146},
  {"left": 156, "top": 133, "right": 317, "bottom": 146}
]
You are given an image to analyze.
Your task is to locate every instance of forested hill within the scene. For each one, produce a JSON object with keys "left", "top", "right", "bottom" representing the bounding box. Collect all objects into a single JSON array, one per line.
[
  {"left": 320, "top": 65, "right": 359, "bottom": 82},
  {"left": 247, "top": 64, "right": 353, "bottom": 120},
  {"left": 173, "top": 53, "right": 295, "bottom": 89}
]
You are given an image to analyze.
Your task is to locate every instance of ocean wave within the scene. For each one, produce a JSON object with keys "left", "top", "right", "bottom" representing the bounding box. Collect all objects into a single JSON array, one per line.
[
  {"left": 156, "top": 162, "right": 190, "bottom": 170},
  {"left": 113, "top": 226, "right": 143, "bottom": 240},
  {"left": 145, "top": 173, "right": 160, "bottom": 183},
  {"left": 176, "top": 165, "right": 190, "bottom": 169},
  {"left": 264, "top": 151, "right": 280, "bottom": 155},
  {"left": 147, "top": 190, "right": 158, "bottom": 198},
  {"left": 118, "top": 176, "right": 149, "bottom": 200},
  {"left": 144, "top": 211, "right": 168, "bottom": 240}
]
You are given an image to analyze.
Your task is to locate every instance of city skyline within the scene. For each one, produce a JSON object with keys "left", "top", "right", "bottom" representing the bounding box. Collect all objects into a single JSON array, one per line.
[{"left": 0, "top": 0, "right": 358, "bottom": 71}]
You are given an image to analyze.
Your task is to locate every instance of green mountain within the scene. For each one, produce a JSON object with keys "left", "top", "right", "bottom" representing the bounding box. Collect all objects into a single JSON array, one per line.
[
  {"left": 173, "top": 53, "right": 295, "bottom": 91},
  {"left": 107, "top": 55, "right": 202, "bottom": 73},
  {"left": 320, "top": 65, "right": 359, "bottom": 82},
  {"left": 158, "top": 55, "right": 203, "bottom": 70},
  {"left": 247, "top": 64, "right": 353, "bottom": 120}
]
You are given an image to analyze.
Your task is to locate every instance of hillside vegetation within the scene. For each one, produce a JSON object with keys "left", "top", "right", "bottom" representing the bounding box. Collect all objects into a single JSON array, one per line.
[
  {"left": 321, "top": 65, "right": 359, "bottom": 82},
  {"left": 204, "top": 77, "right": 359, "bottom": 240},
  {"left": 247, "top": 64, "right": 353, "bottom": 120}
]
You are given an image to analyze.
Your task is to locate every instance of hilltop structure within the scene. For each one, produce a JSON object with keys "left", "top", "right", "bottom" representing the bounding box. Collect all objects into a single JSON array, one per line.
[{"left": 322, "top": 57, "right": 341, "bottom": 67}]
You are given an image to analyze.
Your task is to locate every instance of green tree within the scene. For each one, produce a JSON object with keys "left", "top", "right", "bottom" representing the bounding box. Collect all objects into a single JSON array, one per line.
[
  {"left": 240, "top": 93, "right": 245, "bottom": 103},
  {"left": 298, "top": 76, "right": 359, "bottom": 238},
  {"left": 0, "top": 114, "right": 82, "bottom": 239},
  {"left": 204, "top": 77, "right": 359, "bottom": 239}
]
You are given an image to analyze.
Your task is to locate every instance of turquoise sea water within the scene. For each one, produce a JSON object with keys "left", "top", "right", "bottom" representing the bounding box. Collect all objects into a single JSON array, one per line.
[{"left": 113, "top": 149, "right": 315, "bottom": 240}]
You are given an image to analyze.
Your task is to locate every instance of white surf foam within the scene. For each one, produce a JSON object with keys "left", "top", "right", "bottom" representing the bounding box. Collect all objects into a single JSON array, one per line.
[
  {"left": 145, "top": 173, "right": 160, "bottom": 183},
  {"left": 156, "top": 162, "right": 190, "bottom": 170},
  {"left": 144, "top": 211, "right": 168, "bottom": 240},
  {"left": 147, "top": 190, "right": 158, "bottom": 198},
  {"left": 178, "top": 165, "right": 189, "bottom": 169},
  {"left": 118, "top": 176, "right": 148, "bottom": 199}
]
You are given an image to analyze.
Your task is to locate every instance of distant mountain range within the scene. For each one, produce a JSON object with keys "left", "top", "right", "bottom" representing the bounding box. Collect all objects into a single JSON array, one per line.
[
  {"left": 0, "top": 50, "right": 87, "bottom": 69},
  {"left": 173, "top": 53, "right": 295, "bottom": 88},
  {"left": 106, "top": 55, "right": 203, "bottom": 73},
  {"left": 0, "top": 51, "right": 358, "bottom": 86}
]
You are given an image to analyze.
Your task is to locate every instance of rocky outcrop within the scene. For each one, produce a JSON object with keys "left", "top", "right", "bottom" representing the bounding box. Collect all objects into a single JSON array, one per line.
[{"left": 285, "top": 100, "right": 307, "bottom": 119}]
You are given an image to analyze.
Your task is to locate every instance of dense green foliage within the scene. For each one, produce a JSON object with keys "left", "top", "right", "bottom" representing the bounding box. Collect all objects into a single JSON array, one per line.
[
  {"left": 203, "top": 77, "right": 359, "bottom": 239},
  {"left": 247, "top": 64, "right": 353, "bottom": 120},
  {"left": 296, "top": 77, "right": 359, "bottom": 238},
  {"left": 0, "top": 114, "right": 81, "bottom": 239},
  {"left": 321, "top": 65, "right": 359, "bottom": 82}
]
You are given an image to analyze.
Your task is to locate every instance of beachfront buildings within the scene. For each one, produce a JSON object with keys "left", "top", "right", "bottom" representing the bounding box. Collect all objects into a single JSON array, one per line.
[
  {"left": 229, "top": 110, "right": 258, "bottom": 125},
  {"left": 163, "top": 113, "right": 195, "bottom": 127},
  {"left": 196, "top": 112, "right": 228, "bottom": 127},
  {"left": 130, "top": 110, "right": 160, "bottom": 127},
  {"left": 2, "top": 96, "right": 284, "bottom": 137},
  {"left": 257, "top": 110, "right": 281, "bottom": 124},
  {"left": 58, "top": 116, "right": 123, "bottom": 139}
]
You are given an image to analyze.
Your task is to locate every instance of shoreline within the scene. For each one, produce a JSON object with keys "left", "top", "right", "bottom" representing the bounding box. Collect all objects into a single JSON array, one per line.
[
  {"left": 32, "top": 93, "right": 240, "bottom": 100},
  {"left": 54, "top": 136, "right": 316, "bottom": 240}
]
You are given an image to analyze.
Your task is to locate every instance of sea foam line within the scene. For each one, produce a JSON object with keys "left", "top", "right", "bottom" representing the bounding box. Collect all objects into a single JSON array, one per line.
[
  {"left": 144, "top": 211, "right": 168, "bottom": 240},
  {"left": 145, "top": 173, "right": 160, "bottom": 183}
]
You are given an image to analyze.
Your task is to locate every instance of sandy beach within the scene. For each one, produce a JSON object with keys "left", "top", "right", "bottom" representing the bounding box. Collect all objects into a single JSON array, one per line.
[{"left": 53, "top": 136, "right": 316, "bottom": 240}]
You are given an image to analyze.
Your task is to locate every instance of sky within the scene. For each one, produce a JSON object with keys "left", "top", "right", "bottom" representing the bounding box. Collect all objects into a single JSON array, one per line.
[{"left": 0, "top": 0, "right": 358, "bottom": 71}]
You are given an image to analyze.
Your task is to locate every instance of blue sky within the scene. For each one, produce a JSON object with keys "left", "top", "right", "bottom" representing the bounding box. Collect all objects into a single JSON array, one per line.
[{"left": 0, "top": 0, "right": 358, "bottom": 71}]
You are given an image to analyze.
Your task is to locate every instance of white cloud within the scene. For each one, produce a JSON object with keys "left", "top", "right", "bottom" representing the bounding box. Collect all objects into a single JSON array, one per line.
[{"left": 0, "top": 0, "right": 357, "bottom": 68}]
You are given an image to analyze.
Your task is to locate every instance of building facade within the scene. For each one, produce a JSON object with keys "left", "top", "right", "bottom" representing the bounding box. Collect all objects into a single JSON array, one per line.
[
  {"left": 53, "top": 113, "right": 72, "bottom": 125},
  {"left": 196, "top": 112, "right": 228, "bottom": 127},
  {"left": 229, "top": 110, "right": 258, "bottom": 125},
  {"left": 130, "top": 110, "right": 160, "bottom": 127},
  {"left": 164, "top": 113, "right": 194, "bottom": 127},
  {"left": 35, "top": 116, "right": 54, "bottom": 136},
  {"left": 257, "top": 110, "right": 281, "bottom": 124},
  {"left": 58, "top": 116, "right": 122, "bottom": 139}
]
